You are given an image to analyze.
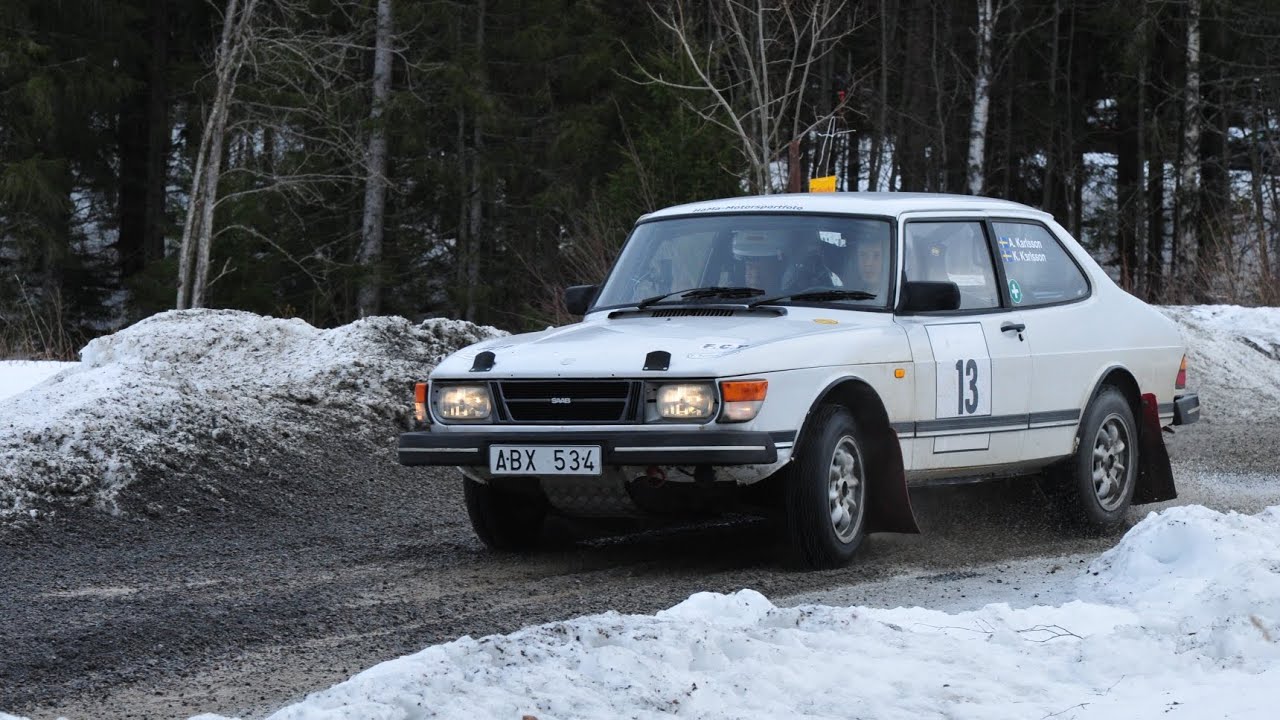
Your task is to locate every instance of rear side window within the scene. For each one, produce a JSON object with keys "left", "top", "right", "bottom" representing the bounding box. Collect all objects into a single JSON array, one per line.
[
  {"left": 903, "top": 221, "right": 999, "bottom": 310},
  {"left": 991, "top": 222, "right": 1089, "bottom": 307}
]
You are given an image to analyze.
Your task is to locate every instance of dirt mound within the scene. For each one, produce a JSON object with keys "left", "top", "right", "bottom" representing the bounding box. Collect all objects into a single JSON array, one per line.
[{"left": 0, "top": 310, "right": 501, "bottom": 519}]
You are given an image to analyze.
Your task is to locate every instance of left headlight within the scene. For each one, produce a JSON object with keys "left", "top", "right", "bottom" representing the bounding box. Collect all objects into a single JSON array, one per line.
[
  {"left": 434, "top": 384, "right": 493, "bottom": 421},
  {"left": 657, "top": 383, "right": 716, "bottom": 420}
]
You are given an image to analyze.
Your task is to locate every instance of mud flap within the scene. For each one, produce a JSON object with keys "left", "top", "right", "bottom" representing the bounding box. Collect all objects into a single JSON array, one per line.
[
  {"left": 1133, "top": 393, "right": 1177, "bottom": 504},
  {"left": 865, "top": 426, "right": 921, "bottom": 534}
]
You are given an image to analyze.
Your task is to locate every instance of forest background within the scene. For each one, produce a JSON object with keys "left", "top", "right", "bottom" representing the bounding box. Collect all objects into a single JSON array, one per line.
[{"left": 2, "top": 0, "right": 1277, "bottom": 358}]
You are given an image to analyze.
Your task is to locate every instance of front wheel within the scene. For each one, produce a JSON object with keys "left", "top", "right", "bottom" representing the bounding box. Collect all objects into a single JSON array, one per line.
[
  {"left": 1045, "top": 386, "right": 1138, "bottom": 528},
  {"left": 783, "top": 405, "right": 869, "bottom": 569},
  {"left": 463, "top": 477, "right": 548, "bottom": 551}
]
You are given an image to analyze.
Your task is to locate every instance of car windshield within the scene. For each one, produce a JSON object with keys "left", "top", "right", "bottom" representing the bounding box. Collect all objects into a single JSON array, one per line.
[{"left": 594, "top": 214, "right": 894, "bottom": 311}]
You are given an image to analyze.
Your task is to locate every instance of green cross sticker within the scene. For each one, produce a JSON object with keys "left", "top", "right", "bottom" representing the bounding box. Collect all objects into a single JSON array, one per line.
[{"left": 1008, "top": 278, "right": 1023, "bottom": 304}]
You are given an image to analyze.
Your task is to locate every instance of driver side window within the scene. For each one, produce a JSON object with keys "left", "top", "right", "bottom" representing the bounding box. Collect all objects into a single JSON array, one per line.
[{"left": 903, "top": 221, "right": 999, "bottom": 310}]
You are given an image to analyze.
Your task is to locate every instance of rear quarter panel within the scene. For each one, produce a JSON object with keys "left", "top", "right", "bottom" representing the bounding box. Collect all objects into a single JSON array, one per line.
[{"left": 1021, "top": 221, "right": 1185, "bottom": 462}]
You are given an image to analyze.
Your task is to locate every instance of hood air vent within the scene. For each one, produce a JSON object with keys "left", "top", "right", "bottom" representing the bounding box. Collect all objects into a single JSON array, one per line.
[{"left": 650, "top": 308, "right": 734, "bottom": 318}]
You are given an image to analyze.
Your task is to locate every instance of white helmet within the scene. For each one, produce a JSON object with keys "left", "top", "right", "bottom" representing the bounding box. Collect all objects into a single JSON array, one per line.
[{"left": 732, "top": 233, "right": 785, "bottom": 259}]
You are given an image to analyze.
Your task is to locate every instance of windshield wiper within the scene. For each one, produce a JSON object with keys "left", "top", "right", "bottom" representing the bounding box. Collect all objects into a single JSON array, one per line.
[
  {"left": 748, "top": 289, "right": 877, "bottom": 308},
  {"left": 635, "top": 286, "right": 766, "bottom": 310}
]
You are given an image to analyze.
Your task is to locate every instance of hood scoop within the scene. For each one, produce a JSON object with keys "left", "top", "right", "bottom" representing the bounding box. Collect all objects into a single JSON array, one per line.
[
  {"left": 649, "top": 308, "right": 734, "bottom": 318},
  {"left": 606, "top": 305, "right": 784, "bottom": 319}
]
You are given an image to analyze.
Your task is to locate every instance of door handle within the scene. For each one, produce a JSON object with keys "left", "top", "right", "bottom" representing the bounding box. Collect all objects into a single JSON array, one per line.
[{"left": 1001, "top": 322, "right": 1026, "bottom": 333}]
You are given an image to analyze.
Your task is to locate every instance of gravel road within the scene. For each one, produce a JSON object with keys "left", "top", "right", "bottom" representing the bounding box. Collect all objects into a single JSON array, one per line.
[{"left": 2, "top": 420, "right": 1276, "bottom": 720}]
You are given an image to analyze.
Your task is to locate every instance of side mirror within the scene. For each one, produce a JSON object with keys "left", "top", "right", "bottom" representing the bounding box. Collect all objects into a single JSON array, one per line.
[
  {"left": 898, "top": 280, "right": 961, "bottom": 313},
  {"left": 563, "top": 284, "right": 598, "bottom": 315}
]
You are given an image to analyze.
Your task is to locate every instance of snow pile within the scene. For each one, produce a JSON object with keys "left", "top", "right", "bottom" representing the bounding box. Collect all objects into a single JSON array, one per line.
[
  {"left": 193, "top": 505, "right": 1279, "bottom": 720},
  {"left": 0, "top": 310, "right": 501, "bottom": 518},
  {"left": 1159, "top": 305, "right": 1280, "bottom": 421},
  {"left": 0, "top": 361, "right": 77, "bottom": 402}
]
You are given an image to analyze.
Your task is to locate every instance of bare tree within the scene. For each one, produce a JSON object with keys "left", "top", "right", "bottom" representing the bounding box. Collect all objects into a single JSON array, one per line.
[
  {"left": 966, "top": 0, "right": 999, "bottom": 195},
  {"left": 177, "top": 0, "right": 261, "bottom": 309},
  {"left": 1174, "top": 0, "right": 1201, "bottom": 292},
  {"left": 636, "top": 0, "right": 859, "bottom": 194},
  {"left": 177, "top": 0, "right": 410, "bottom": 314},
  {"left": 355, "top": 0, "right": 394, "bottom": 318}
]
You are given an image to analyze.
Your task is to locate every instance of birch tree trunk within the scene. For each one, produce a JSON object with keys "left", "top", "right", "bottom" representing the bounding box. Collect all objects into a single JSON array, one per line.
[
  {"left": 355, "top": 0, "right": 394, "bottom": 318},
  {"left": 177, "top": 0, "right": 238, "bottom": 309},
  {"left": 1175, "top": 0, "right": 1201, "bottom": 291},
  {"left": 966, "top": 0, "right": 995, "bottom": 196},
  {"left": 176, "top": 0, "right": 259, "bottom": 309}
]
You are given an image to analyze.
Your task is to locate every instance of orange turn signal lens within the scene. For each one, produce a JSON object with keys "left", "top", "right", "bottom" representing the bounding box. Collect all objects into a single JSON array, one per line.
[
  {"left": 719, "top": 380, "right": 768, "bottom": 423},
  {"left": 413, "top": 382, "right": 428, "bottom": 424},
  {"left": 1175, "top": 356, "right": 1187, "bottom": 390},
  {"left": 720, "top": 380, "right": 768, "bottom": 402}
]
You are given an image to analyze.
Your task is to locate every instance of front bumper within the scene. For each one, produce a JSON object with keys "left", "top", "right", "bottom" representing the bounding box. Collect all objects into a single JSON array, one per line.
[
  {"left": 397, "top": 429, "right": 791, "bottom": 467},
  {"left": 1173, "top": 393, "right": 1200, "bottom": 425}
]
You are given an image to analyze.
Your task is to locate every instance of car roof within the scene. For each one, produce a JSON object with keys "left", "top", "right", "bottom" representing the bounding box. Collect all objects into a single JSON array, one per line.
[{"left": 640, "top": 192, "right": 1053, "bottom": 222}]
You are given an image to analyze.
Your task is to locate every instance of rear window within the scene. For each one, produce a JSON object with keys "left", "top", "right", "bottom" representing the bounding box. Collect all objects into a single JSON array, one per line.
[{"left": 991, "top": 222, "right": 1089, "bottom": 307}]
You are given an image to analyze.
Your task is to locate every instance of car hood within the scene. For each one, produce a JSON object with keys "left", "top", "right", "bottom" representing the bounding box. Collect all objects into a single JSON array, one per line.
[{"left": 431, "top": 310, "right": 910, "bottom": 378}]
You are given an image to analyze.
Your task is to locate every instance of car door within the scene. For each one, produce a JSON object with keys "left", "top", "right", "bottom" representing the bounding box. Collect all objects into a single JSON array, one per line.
[
  {"left": 988, "top": 218, "right": 1096, "bottom": 463},
  {"left": 895, "top": 218, "right": 1031, "bottom": 474}
]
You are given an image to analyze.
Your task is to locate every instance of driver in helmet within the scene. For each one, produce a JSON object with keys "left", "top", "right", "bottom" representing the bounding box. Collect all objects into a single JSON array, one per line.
[{"left": 732, "top": 233, "right": 787, "bottom": 291}]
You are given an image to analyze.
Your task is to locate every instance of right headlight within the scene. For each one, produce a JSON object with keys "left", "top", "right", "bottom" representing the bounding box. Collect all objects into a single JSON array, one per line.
[
  {"left": 433, "top": 384, "right": 493, "bottom": 421},
  {"left": 656, "top": 383, "right": 716, "bottom": 420}
]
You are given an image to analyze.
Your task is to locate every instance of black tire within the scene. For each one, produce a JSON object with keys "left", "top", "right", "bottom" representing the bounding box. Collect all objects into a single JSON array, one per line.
[
  {"left": 783, "top": 404, "right": 869, "bottom": 569},
  {"left": 463, "top": 477, "right": 548, "bottom": 551},
  {"left": 1044, "top": 386, "right": 1139, "bottom": 528}
]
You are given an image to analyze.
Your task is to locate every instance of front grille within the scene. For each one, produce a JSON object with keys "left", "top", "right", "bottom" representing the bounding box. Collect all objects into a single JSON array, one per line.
[{"left": 497, "top": 380, "right": 638, "bottom": 423}]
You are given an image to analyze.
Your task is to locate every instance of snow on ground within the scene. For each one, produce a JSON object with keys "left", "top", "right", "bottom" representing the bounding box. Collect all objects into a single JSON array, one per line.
[
  {"left": 183, "top": 505, "right": 1278, "bottom": 720},
  {"left": 0, "top": 310, "right": 500, "bottom": 519},
  {"left": 1157, "top": 305, "right": 1280, "bottom": 422},
  {"left": 0, "top": 361, "right": 78, "bottom": 402}
]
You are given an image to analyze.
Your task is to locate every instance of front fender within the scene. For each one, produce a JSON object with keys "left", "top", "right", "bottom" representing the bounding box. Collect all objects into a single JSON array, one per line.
[{"left": 799, "top": 376, "right": 920, "bottom": 535}]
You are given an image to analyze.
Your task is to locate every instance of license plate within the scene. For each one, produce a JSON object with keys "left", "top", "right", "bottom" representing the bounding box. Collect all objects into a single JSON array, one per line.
[{"left": 488, "top": 445, "right": 602, "bottom": 476}]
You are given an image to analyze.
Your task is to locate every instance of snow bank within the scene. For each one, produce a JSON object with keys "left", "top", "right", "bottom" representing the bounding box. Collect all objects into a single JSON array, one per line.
[
  {"left": 0, "top": 310, "right": 501, "bottom": 518},
  {"left": 190, "top": 505, "right": 1279, "bottom": 720},
  {"left": 1158, "top": 305, "right": 1280, "bottom": 421},
  {"left": 0, "top": 361, "right": 77, "bottom": 402}
]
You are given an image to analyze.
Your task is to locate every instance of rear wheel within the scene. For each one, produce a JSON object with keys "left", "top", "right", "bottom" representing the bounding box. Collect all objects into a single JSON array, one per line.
[
  {"left": 784, "top": 405, "right": 868, "bottom": 569},
  {"left": 463, "top": 477, "right": 548, "bottom": 551},
  {"left": 1045, "top": 386, "right": 1138, "bottom": 528}
]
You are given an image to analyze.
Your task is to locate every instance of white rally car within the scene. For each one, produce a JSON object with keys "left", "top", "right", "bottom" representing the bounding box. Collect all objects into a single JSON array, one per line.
[{"left": 399, "top": 193, "right": 1200, "bottom": 568}]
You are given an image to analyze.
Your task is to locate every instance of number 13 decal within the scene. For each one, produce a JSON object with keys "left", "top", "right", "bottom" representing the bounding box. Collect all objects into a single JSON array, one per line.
[
  {"left": 955, "top": 359, "right": 980, "bottom": 415},
  {"left": 926, "top": 323, "right": 992, "bottom": 419}
]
